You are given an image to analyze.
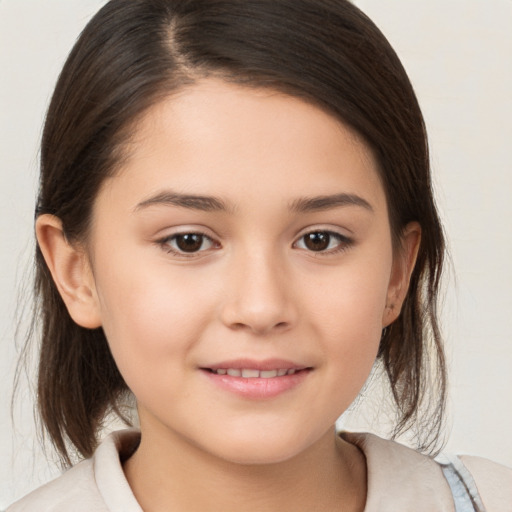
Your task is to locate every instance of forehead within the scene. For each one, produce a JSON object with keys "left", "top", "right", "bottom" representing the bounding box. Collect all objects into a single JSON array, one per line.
[{"left": 100, "top": 79, "right": 385, "bottom": 213}]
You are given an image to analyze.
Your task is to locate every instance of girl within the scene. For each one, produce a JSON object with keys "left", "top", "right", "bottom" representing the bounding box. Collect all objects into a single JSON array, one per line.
[{"left": 7, "top": 0, "right": 511, "bottom": 510}]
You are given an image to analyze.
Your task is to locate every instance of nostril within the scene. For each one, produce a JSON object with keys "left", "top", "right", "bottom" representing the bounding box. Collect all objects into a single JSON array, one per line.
[{"left": 233, "top": 321, "right": 291, "bottom": 335}]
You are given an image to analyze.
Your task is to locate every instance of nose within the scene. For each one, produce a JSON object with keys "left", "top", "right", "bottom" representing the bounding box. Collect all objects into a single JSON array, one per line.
[{"left": 219, "top": 251, "right": 297, "bottom": 336}]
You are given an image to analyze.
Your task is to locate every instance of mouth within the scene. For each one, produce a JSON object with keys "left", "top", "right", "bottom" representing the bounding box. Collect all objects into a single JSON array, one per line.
[
  {"left": 204, "top": 368, "right": 305, "bottom": 378},
  {"left": 200, "top": 360, "right": 312, "bottom": 399}
]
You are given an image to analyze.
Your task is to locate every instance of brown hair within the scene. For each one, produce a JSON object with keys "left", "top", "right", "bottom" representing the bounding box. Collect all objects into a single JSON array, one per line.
[{"left": 31, "top": 0, "right": 446, "bottom": 464}]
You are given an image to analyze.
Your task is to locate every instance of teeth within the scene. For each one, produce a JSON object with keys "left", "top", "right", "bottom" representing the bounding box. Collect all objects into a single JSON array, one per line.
[
  {"left": 241, "top": 369, "right": 260, "bottom": 378},
  {"left": 213, "top": 368, "right": 299, "bottom": 378}
]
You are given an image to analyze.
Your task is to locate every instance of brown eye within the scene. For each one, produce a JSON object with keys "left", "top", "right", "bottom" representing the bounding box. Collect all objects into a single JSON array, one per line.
[
  {"left": 303, "top": 232, "right": 331, "bottom": 251},
  {"left": 295, "top": 231, "right": 350, "bottom": 253},
  {"left": 175, "top": 234, "right": 204, "bottom": 252},
  {"left": 164, "top": 233, "right": 215, "bottom": 254}
]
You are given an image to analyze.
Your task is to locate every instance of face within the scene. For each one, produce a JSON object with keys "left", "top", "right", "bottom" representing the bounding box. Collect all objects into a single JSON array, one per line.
[{"left": 70, "top": 80, "right": 415, "bottom": 464}]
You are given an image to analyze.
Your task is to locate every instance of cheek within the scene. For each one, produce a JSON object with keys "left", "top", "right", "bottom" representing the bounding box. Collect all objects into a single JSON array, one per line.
[
  {"left": 303, "top": 251, "right": 392, "bottom": 388},
  {"left": 305, "top": 254, "right": 391, "bottom": 337},
  {"left": 92, "top": 253, "right": 212, "bottom": 381}
]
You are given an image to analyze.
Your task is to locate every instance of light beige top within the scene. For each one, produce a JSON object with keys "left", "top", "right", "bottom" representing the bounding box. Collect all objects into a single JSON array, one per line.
[{"left": 8, "top": 429, "right": 512, "bottom": 511}]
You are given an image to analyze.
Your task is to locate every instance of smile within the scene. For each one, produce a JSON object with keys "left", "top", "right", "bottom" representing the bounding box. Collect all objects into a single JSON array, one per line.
[
  {"left": 208, "top": 368, "right": 299, "bottom": 378},
  {"left": 201, "top": 362, "right": 312, "bottom": 399}
]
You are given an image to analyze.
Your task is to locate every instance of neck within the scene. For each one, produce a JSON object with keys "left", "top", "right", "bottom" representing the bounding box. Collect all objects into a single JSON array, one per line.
[{"left": 123, "top": 424, "right": 367, "bottom": 512}]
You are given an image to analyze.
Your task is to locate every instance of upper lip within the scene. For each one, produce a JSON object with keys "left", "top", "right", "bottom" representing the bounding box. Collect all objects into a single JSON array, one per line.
[{"left": 201, "top": 358, "right": 310, "bottom": 371}]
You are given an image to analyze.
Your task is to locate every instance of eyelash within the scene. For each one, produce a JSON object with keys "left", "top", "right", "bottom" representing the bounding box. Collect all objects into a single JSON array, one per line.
[
  {"left": 157, "top": 231, "right": 218, "bottom": 257},
  {"left": 293, "top": 230, "right": 353, "bottom": 255},
  {"left": 156, "top": 229, "right": 353, "bottom": 257}
]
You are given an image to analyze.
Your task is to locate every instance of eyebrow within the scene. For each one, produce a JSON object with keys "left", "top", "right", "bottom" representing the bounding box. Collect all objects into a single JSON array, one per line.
[
  {"left": 134, "top": 190, "right": 373, "bottom": 214},
  {"left": 134, "top": 191, "right": 231, "bottom": 213},
  {"left": 289, "top": 193, "right": 373, "bottom": 213}
]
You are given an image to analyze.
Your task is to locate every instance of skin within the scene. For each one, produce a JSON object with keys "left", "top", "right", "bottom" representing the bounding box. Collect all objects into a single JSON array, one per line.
[{"left": 37, "top": 79, "right": 420, "bottom": 511}]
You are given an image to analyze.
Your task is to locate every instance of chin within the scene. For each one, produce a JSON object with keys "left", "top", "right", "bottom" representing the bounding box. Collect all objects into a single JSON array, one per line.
[
  {"left": 203, "top": 428, "right": 322, "bottom": 466},
  {"left": 218, "top": 445, "right": 301, "bottom": 466}
]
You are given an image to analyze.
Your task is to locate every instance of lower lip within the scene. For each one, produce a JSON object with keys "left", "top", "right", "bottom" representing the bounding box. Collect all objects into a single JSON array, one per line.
[{"left": 201, "top": 369, "right": 311, "bottom": 399}]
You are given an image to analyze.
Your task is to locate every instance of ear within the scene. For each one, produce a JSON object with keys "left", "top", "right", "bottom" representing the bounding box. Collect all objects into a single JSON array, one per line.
[
  {"left": 382, "top": 222, "right": 421, "bottom": 327},
  {"left": 36, "top": 214, "right": 102, "bottom": 329}
]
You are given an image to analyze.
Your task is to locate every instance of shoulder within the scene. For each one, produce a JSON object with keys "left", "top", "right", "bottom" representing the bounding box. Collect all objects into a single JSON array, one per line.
[
  {"left": 341, "top": 432, "right": 512, "bottom": 512},
  {"left": 342, "top": 432, "right": 455, "bottom": 511},
  {"left": 7, "top": 430, "right": 142, "bottom": 512},
  {"left": 459, "top": 455, "right": 512, "bottom": 511},
  {"left": 6, "top": 458, "right": 105, "bottom": 512}
]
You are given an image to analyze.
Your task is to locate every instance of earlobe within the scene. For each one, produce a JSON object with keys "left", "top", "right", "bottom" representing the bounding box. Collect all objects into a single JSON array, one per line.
[
  {"left": 36, "top": 214, "right": 102, "bottom": 329},
  {"left": 383, "top": 222, "right": 421, "bottom": 327}
]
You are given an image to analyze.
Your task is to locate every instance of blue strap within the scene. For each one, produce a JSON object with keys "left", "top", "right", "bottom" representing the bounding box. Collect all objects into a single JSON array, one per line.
[{"left": 438, "top": 454, "right": 486, "bottom": 512}]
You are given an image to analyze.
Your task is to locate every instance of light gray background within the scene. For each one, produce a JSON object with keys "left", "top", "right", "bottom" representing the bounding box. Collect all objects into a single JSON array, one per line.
[{"left": 1, "top": 0, "right": 511, "bottom": 507}]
